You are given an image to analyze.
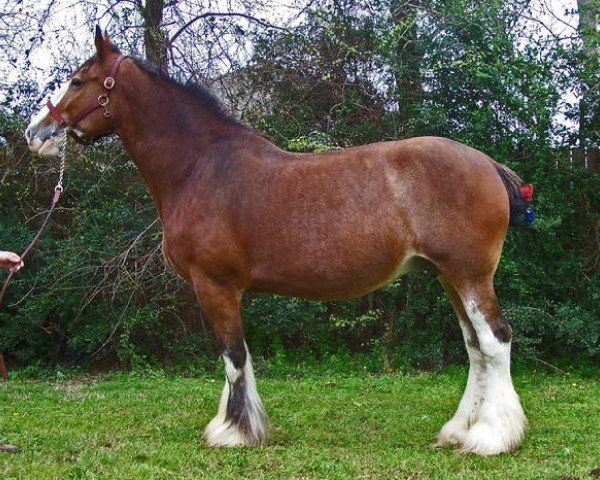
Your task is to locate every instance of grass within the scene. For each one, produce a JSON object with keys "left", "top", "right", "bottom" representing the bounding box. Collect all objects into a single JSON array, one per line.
[{"left": 0, "top": 366, "right": 599, "bottom": 479}]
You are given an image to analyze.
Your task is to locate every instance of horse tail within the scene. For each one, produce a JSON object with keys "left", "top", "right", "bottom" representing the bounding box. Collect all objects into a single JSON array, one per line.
[{"left": 493, "top": 162, "right": 535, "bottom": 227}]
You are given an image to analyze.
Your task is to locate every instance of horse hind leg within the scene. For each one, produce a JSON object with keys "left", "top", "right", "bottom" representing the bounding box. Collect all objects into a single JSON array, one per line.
[
  {"left": 443, "top": 277, "right": 527, "bottom": 455},
  {"left": 194, "top": 281, "right": 270, "bottom": 447},
  {"left": 435, "top": 276, "right": 485, "bottom": 448}
]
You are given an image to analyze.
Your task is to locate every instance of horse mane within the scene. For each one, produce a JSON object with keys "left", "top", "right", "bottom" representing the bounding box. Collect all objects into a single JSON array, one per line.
[
  {"left": 130, "top": 57, "right": 241, "bottom": 127},
  {"left": 75, "top": 49, "right": 272, "bottom": 140}
]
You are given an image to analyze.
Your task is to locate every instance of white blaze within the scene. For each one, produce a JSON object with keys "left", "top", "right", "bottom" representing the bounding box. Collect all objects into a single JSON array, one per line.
[{"left": 25, "top": 80, "right": 71, "bottom": 157}]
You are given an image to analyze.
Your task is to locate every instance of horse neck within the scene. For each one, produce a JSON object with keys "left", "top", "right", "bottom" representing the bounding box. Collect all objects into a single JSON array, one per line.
[{"left": 113, "top": 61, "right": 239, "bottom": 217}]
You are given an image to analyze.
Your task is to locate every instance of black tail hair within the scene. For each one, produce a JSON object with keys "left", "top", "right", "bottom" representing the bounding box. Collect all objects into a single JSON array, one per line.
[{"left": 494, "top": 163, "right": 533, "bottom": 227}]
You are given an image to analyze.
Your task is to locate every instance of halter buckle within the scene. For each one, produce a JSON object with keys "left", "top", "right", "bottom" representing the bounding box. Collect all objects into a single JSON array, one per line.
[
  {"left": 103, "top": 77, "right": 116, "bottom": 89},
  {"left": 98, "top": 94, "right": 109, "bottom": 107}
]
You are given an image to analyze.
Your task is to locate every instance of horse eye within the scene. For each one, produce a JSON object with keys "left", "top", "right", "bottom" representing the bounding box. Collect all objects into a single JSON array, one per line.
[{"left": 71, "top": 78, "right": 84, "bottom": 87}]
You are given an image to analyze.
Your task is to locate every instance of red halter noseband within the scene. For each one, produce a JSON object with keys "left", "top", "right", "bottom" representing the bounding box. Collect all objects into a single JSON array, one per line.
[{"left": 46, "top": 54, "right": 127, "bottom": 145}]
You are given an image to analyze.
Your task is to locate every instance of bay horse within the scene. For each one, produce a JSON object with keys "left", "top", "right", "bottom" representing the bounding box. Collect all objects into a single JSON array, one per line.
[{"left": 25, "top": 27, "right": 531, "bottom": 455}]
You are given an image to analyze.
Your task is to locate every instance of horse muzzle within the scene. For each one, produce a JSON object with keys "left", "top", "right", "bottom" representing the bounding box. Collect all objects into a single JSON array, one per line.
[
  {"left": 29, "top": 137, "right": 61, "bottom": 158},
  {"left": 25, "top": 115, "right": 62, "bottom": 158}
]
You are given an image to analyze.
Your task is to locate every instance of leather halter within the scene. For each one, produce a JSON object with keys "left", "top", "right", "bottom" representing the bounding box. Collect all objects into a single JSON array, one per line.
[{"left": 46, "top": 54, "right": 127, "bottom": 145}]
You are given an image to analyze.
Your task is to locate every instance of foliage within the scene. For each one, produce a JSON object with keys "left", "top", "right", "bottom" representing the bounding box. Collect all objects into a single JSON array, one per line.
[
  {"left": 244, "top": 0, "right": 395, "bottom": 146},
  {"left": 0, "top": 0, "right": 599, "bottom": 370}
]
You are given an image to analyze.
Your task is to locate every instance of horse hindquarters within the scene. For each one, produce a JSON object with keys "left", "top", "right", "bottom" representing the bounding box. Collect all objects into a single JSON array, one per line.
[{"left": 192, "top": 280, "right": 270, "bottom": 447}]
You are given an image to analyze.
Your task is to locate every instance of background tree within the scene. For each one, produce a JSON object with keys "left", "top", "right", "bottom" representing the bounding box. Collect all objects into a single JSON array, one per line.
[
  {"left": 577, "top": 0, "right": 600, "bottom": 170},
  {"left": 141, "top": 0, "right": 169, "bottom": 71},
  {"left": 388, "top": 0, "right": 424, "bottom": 133}
]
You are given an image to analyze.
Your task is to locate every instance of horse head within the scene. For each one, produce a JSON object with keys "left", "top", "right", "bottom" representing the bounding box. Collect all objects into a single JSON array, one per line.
[{"left": 25, "top": 26, "right": 124, "bottom": 156}]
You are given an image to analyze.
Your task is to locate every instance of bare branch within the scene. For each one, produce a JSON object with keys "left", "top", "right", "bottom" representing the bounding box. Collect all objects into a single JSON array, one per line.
[{"left": 167, "top": 11, "right": 289, "bottom": 48}]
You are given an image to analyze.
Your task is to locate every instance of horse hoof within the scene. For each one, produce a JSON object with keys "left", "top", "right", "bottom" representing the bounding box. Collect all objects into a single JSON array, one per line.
[
  {"left": 457, "top": 420, "right": 525, "bottom": 456},
  {"left": 204, "top": 415, "right": 270, "bottom": 448},
  {"left": 0, "top": 443, "right": 21, "bottom": 454},
  {"left": 436, "top": 417, "right": 468, "bottom": 447}
]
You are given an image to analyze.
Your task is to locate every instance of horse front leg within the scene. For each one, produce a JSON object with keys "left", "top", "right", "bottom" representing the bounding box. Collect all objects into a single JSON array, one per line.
[{"left": 193, "top": 281, "right": 270, "bottom": 447}]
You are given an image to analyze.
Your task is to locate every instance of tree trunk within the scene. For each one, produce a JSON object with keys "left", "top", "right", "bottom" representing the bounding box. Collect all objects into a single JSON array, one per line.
[
  {"left": 142, "top": 0, "right": 168, "bottom": 72},
  {"left": 577, "top": 0, "right": 599, "bottom": 169},
  {"left": 0, "top": 353, "right": 7, "bottom": 381}
]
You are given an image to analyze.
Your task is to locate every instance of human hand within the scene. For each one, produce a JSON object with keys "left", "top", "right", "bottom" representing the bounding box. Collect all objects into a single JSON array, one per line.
[{"left": 0, "top": 251, "right": 24, "bottom": 271}]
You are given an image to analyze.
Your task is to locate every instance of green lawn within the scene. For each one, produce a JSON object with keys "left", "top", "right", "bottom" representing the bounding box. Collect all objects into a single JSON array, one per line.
[{"left": 0, "top": 368, "right": 598, "bottom": 479}]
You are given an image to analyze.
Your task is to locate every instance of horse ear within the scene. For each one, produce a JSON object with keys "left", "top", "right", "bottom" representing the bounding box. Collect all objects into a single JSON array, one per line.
[
  {"left": 94, "top": 26, "right": 118, "bottom": 58},
  {"left": 94, "top": 25, "right": 104, "bottom": 56}
]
